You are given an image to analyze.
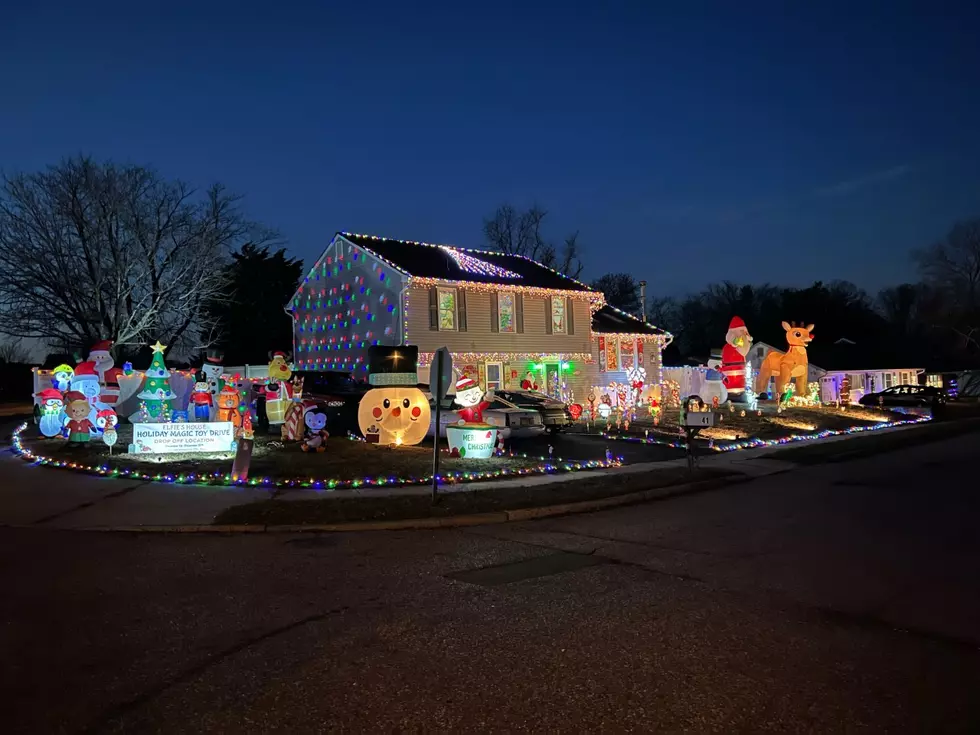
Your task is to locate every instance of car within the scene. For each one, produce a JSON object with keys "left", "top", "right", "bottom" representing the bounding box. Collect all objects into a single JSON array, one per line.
[
  {"left": 494, "top": 390, "right": 571, "bottom": 434},
  {"left": 425, "top": 394, "right": 545, "bottom": 439},
  {"left": 295, "top": 370, "right": 371, "bottom": 435},
  {"left": 858, "top": 384, "right": 947, "bottom": 408}
]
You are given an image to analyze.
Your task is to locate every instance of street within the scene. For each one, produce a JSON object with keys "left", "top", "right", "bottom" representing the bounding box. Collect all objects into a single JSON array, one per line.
[{"left": 2, "top": 431, "right": 979, "bottom": 732}]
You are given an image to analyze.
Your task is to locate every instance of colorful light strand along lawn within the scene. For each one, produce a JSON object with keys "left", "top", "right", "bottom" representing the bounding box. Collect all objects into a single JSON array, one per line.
[
  {"left": 9, "top": 424, "right": 623, "bottom": 490},
  {"left": 600, "top": 415, "right": 931, "bottom": 452}
]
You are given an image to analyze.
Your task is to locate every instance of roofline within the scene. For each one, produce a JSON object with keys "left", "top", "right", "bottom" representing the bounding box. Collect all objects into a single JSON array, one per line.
[
  {"left": 339, "top": 231, "right": 600, "bottom": 292},
  {"left": 593, "top": 303, "right": 673, "bottom": 338},
  {"left": 820, "top": 368, "right": 925, "bottom": 374}
]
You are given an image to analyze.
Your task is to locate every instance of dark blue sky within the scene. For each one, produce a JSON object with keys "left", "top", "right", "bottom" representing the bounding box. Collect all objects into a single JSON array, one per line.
[{"left": 3, "top": 1, "right": 979, "bottom": 297}]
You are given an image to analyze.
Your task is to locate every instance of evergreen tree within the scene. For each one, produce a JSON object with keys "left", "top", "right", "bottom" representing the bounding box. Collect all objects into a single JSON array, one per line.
[{"left": 137, "top": 341, "right": 177, "bottom": 421}]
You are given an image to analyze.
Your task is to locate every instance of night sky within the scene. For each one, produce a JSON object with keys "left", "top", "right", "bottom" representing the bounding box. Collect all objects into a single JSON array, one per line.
[{"left": 3, "top": 1, "right": 979, "bottom": 297}]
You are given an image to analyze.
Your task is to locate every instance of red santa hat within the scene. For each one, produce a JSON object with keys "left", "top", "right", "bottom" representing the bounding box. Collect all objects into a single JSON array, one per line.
[
  {"left": 73, "top": 361, "right": 98, "bottom": 378},
  {"left": 35, "top": 388, "right": 63, "bottom": 401},
  {"left": 89, "top": 340, "right": 113, "bottom": 353},
  {"left": 455, "top": 376, "right": 478, "bottom": 392},
  {"left": 63, "top": 390, "right": 87, "bottom": 403},
  {"left": 728, "top": 316, "right": 746, "bottom": 330}
]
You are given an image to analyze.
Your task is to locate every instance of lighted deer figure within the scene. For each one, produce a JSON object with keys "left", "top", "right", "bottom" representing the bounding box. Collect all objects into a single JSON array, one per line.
[{"left": 756, "top": 321, "right": 814, "bottom": 397}]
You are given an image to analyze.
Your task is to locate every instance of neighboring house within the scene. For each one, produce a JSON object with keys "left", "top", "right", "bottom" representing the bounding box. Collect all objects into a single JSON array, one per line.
[
  {"left": 748, "top": 339, "right": 923, "bottom": 403},
  {"left": 592, "top": 305, "right": 672, "bottom": 398},
  {"left": 286, "top": 232, "right": 606, "bottom": 401}
]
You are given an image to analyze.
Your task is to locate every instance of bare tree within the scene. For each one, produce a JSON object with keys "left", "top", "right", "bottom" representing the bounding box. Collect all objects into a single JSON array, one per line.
[
  {"left": 0, "top": 157, "right": 273, "bottom": 357},
  {"left": 482, "top": 204, "right": 583, "bottom": 278},
  {"left": 914, "top": 218, "right": 980, "bottom": 354},
  {"left": 0, "top": 338, "right": 30, "bottom": 364}
]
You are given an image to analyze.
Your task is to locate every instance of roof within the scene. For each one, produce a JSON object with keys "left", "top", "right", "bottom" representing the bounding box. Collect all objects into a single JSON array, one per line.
[
  {"left": 338, "top": 232, "right": 595, "bottom": 293},
  {"left": 591, "top": 304, "right": 668, "bottom": 337}
]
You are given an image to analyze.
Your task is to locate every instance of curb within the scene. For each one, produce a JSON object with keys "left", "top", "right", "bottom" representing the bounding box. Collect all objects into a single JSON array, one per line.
[{"left": 65, "top": 475, "right": 746, "bottom": 534}]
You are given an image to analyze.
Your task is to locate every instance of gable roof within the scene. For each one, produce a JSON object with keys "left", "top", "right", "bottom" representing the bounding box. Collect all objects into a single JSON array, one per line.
[
  {"left": 591, "top": 304, "right": 669, "bottom": 337},
  {"left": 338, "top": 232, "right": 595, "bottom": 293}
]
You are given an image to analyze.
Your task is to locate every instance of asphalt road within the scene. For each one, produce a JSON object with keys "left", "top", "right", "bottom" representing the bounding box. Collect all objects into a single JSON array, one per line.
[
  {"left": 511, "top": 428, "right": 685, "bottom": 463},
  {"left": 2, "top": 432, "right": 979, "bottom": 732}
]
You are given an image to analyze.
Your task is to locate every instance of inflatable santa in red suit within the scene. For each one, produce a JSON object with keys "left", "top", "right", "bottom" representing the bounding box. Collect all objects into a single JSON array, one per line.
[{"left": 720, "top": 316, "right": 753, "bottom": 397}]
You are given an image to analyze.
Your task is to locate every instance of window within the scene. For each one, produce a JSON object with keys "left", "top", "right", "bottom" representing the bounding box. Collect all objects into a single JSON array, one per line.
[
  {"left": 883, "top": 372, "right": 893, "bottom": 388},
  {"left": 551, "top": 297, "right": 566, "bottom": 334},
  {"left": 605, "top": 337, "right": 619, "bottom": 371},
  {"left": 497, "top": 293, "right": 515, "bottom": 333},
  {"left": 900, "top": 371, "right": 910, "bottom": 385},
  {"left": 485, "top": 362, "right": 503, "bottom": 391},
  {"left": 437, "top": 288, "right": 456, "bottom": 330}
]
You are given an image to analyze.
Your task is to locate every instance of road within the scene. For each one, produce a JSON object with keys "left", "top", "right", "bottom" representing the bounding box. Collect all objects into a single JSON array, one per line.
[{"left": 1, "top": 431, "right": 979, "bottom": 732}]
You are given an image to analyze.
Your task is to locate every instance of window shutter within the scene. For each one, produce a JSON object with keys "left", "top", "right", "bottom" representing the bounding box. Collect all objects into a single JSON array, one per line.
[
  {"left": 544, "top": 297, "right": 553, "bottom": 335},
  {"left": 490, "top": 292, "right": 499, "bottom": 333},
  {"left": 458, "top": 289, "right": 467, "bottom": 332},
  {"left": 516, "top": 294, "right": 524, "bottom": 333},
  {"left": 566, "top": 297, "right": 575, "bottom": 334},
  {"left": 428, "top": 287, "right": 439, "bottom": 331}
]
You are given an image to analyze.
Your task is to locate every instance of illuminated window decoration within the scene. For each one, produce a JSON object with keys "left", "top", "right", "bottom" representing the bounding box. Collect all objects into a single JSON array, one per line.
[
  {"left": 11, "top": 422, "right": 622, "bottom": 489},
  {"left": 551, "top": 297, "right": 566, "bottom": 334},
  {"left": 410, "top": 276, "right": 604, "bottom": 312},
  {"left": 440, "top": 247, "right": 522, "bottom": 279},
  {"left": 418, "top": 351, "right": 594, "bottom": 367},
  {"left": 605, "top": 337, "right": 619, "bottom": 371},
  {"left": 437, "top": 288, "right": 457, "bottom": 330},
  {"left": 620, "top": 338, "right": 635, "bottom": 370},
  {"left": 498, "top": 292, "right": 516, "bottom": 333}
]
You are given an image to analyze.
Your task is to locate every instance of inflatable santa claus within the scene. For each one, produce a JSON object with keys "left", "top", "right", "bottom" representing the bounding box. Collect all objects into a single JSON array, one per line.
[{"left": 720, "top": 316, "right": 753, "bottom": 399}]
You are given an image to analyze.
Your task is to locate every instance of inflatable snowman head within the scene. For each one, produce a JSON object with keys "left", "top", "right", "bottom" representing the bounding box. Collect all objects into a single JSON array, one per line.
[{"left": 357, "top": 346, "right": 430, "bottom": 446}]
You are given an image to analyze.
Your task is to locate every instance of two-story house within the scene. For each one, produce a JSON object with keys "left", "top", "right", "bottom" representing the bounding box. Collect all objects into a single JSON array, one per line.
[{"left": 287, "top": 232, "right": 605, "bottom": 402}]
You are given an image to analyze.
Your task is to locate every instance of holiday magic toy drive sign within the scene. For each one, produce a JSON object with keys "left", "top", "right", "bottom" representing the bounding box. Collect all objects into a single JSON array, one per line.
[{"left": 129, "top": 422, "right": 236, "bottom": 454}]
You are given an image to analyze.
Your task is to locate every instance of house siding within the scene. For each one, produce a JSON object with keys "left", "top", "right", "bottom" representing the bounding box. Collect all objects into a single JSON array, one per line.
[{"left": 289, "top": 235, "right": 406, "bottom": 376}]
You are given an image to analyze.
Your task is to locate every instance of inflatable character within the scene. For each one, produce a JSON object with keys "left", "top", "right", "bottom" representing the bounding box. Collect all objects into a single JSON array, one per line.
[
  {"left": 756, "top": 322, "right": 814, "bottom": 398},
  {"left": 264, "top": 351, "right": 293, "bottom": 424},
  {"left": 200, "top": 349, "right": 224, "bottom": 420},
  {"left": 300, "top": 408, "right": 329, "bottom": 452},
  {"left": 520, "top": 370, "right": 538, "bottom": 391},
  {"left": 356, "top": 346, "right": 430, "bottom": 446},
  {"left": 720, "top": 316, "right": 753, "bottom": 398},
  {"left": 453, "top": 375, "right": 493, "bottom": 424},
  {"left": 280, "top": 378, "right": 308, "bottom": 442},
  {"left": 50, "top": 364, "right": 74, "bottom": 392},
  {"left": 189, "top": 372, "right": 213, "bottom": 422},
  {"left": 63, "top": 391, "right": 95, "bottom": 443},
  {"left": 216, "top": 384, "right": 242, "bottom": 429},
  {"left": 35, "top": 388, "right": 65, "bottom": 438}
]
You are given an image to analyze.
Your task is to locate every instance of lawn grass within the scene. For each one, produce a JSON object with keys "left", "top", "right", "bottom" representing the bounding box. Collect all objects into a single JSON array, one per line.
[
  {"left": 19, "top": 426, "right": 547, "bottom": 482},
  {"left": 214, "top": 466, "right": 736, "bottom": 526}
]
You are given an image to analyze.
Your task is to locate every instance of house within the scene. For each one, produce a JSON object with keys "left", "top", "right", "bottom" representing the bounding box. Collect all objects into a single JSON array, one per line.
[
  {"left": 747, "top": 338, "right": 923, "bottom": 403},
  {"left": 287, "top": 232, "right": 615, "bottom": 402},
  {"left": 592, "top": 304, "right": 672, "bottom": 402}
]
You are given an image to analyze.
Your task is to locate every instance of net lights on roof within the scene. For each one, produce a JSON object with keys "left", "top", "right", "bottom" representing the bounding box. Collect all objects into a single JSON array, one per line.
[{"left": 440, "top": 247, "right": 523, "bottom": 280}]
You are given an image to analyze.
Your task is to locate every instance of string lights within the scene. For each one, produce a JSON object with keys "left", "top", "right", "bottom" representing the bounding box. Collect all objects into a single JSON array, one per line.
[
  {"left": 417, "top": 351, "right": 594, "bottom": 367},
  {"left": 601, "top": 415, "right": 930, "bottom": 453},
  {"left": 10, "top": 423, "right": 623, "bottom": 489},
  {"left": 440, "top": 246, "right": 523, "bottom": 279}
]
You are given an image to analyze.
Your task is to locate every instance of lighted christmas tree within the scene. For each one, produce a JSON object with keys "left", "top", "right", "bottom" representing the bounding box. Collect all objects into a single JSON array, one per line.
[{"left": 137, "top": 340, "right": 177, "bottom": 422}]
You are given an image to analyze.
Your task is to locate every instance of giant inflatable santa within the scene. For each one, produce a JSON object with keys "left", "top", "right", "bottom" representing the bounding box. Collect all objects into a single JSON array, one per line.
[{"left": 720, "top": 316, "right": 753, "bottom": 400}]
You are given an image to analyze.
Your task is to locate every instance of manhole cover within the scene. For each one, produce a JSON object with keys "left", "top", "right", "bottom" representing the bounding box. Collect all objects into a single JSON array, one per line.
[{"left": 446, "top": 552, "right": 606, "bottom": 587}]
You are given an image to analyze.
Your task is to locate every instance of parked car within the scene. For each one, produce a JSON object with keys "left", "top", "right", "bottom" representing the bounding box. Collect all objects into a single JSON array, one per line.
[
  {"left": 858, "top": 384, "right": 947, "bottom": 408},
  {"left": 425, "top": 393, "right": 545, "bottom": 439},
  {"left": 296, "top": 370, "right": 371, "bottom": 435},
  {"left": 494, "top": 390, "right": 571, "bottom": 433}
]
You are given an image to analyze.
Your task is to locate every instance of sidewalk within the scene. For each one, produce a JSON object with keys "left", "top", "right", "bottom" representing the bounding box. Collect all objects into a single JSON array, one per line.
[{"left": 0, "top": 420, "right": 938, "bottom": 531}]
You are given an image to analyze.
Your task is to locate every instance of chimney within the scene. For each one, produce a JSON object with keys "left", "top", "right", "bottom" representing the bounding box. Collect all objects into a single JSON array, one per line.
[{"left": 638, "top": 280, "right": 647, "bottom": 321}]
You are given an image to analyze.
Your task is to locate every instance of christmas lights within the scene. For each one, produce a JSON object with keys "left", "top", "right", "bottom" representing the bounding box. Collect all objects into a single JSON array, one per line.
[
  {"left": 10, "top": 423, "right": 623, "bottom": 489},
  {"left": 600, "top": 415, "right": 929, "bottom": 453},
  {"left": 440, "top": 246, "right": 523, "bottom": 279},
  {"left": 418, "top": 351, "right": 594, "bottom": 367}
]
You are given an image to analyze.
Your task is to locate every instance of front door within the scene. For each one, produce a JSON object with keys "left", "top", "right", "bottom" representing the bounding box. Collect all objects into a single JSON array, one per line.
[{"left": 545, "top": 363, "right": 559, "bottom": 398}]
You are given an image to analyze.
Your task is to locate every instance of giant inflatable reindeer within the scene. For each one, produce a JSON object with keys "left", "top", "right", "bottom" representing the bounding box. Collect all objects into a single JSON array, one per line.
[{"left": 756, "top": 321, "right": 814, "bottom": 398}]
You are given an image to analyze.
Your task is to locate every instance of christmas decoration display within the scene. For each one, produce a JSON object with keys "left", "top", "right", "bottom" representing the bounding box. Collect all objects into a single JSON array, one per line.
[
  {"left": 63, "top": 391, "right": 95, "bottom": 443},
  {"left": 200, "top": 349, "right": 224, "bottom": 419},
  {"left": 216, "top": 384, "right": 242, "bottom": 429},
  {"left": 51, "top": 364, "right": 73, "bottom": 392},
  {"left": 568, "top": 403, "right": 583, "bottom": 420},
  {"left": 447, "top": 374, "right": 498, "bottom": 458},
  {"left": 700, "top": 367, "right": 729, "bottom": 406},
  {"left": 69, "top": 361, "right": 102, "bottom": 429},
  {"left": 12, "top": 421, "right": 622, "bottom": 488},
  {"left": 839, "top": 374, "right": 851, "bottom": 408},
  {"left": 755, "top": 322, "right": 814, "bottom": 398},
  {"left": 136, "top": 341, "right": 177, "bottom": 422},
  {"left": 280, "top": 384, "right": 308, "bottom": 442},
  {"left": 96, "top": 408, "right": 118, "bottom": 450},
  {"left": 301, "top": 409, "right": 330, "bottom": 452},
  {"left": 122, "top": 362, "right": 134, "bottom": 375},
  {"left": 664, "top": 379, "right": 681, "bottom": 408},
  {"left": 35, "top": 388, "right": 65, "bottom": 438},
  {"left": 264, "top": 351, "right": 293, "bottom": 424},
  {"left": 520, "top": 370, "right": 539, "bottom": 391},
  {"left": 231, "top": 413, "right": 255, "bottom": 482},
  {"left": 440, "top": 246, "right": 523, "bottom": 279},
  {"left": 357, "top": 346, "right": 430, "bottom": 446},
  {"left": 720, "top": 316, "right": 753, "bottom": 399},
  {"left": 453, "top": 375, "right": 494, "bottom": 424},
  {"left": 189, "top": 372, "right": 213, "bottom": 422}
]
